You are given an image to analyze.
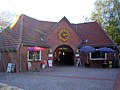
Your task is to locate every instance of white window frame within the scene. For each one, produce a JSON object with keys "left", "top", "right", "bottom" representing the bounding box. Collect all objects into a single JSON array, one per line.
[
  {"left": 90, "top": 53, "right": 107, "bottom": 60},
  {"left": 27, "top": 51, "right": 42, "bottom": 61}
]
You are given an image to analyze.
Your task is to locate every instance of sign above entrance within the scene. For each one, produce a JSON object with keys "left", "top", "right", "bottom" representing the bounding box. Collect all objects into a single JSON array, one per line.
[{"left": 58, "top": 28, "right": 70, "bottom": 42}]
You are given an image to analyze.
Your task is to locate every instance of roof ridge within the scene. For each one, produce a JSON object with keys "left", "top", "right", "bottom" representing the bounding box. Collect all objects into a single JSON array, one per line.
[
  {"left": 21, "top": 14, "right": 57, "bottom": 23},
  {"left": 19, "top": 15, "right": 24, "bottom": 44},
  {"left": 76, "top": 21, "right": 97, "bottom": 25}
]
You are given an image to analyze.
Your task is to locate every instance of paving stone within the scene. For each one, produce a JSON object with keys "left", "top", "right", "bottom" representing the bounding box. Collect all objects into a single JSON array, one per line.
[{"left": 0, "top": 66, "right": 119, "bottom": 90}]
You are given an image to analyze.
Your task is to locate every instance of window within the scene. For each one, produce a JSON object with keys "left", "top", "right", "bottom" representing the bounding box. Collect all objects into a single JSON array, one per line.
[
  {"left": 90, "top": 52, "right": 107, "bottom": 60},
  {"left": 28, "top": 51, "right": 41, "bottom": 61}
]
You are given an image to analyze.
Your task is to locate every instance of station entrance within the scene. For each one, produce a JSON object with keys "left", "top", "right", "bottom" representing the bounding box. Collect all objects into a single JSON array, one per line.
[{"left": 53, "top": 45, "right": 74, "bottom": 66}]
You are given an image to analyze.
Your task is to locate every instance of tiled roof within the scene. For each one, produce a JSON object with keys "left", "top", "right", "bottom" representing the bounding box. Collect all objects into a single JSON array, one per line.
[
  {"left": 0, "top": 14, "right": 54, "bottom": 50},
  {"left": 0, "top": 20, "right": 20, "bottom": 51},
  {"left": 21, "top": 14, "right": 56, "bottom": 47},
  {"left": 74, "top": 22, "right": 114, "bottom": 47},
  {"left": 0, "top": 14, "right": 115, "bottom": 51}
]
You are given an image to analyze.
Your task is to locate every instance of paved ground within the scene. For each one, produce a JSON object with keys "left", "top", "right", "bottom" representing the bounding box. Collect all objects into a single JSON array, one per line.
[
  {"left": 113, "top": 68, "right": 120, "bottom": 90},
  {"left": 0, "top": 66, "right": 119, "bottom": 90}
]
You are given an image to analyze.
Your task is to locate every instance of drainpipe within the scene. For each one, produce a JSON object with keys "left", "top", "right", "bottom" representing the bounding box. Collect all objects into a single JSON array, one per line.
[
  {"left": 19, "top": 15, "right": 23, "bottom": 72},
  {"left": 19, "top": 44, "right": 23, "bottom": 72}
]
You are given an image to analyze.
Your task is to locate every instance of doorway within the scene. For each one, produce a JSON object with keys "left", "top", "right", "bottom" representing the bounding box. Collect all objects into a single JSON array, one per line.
[{"left": 53, "top": 45, "right": 74, "bottom": 66}]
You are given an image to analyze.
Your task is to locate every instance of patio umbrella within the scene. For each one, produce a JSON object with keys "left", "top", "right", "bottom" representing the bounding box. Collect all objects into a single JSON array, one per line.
[
  {"left": 80, "top": 45, "right": 96, "bottom": 67},
  {"left": 97, "top": 47, "right": 115, "bottom": 53},
  {"left": 80, "top": 46, "right": 96, "bottom": 53}
]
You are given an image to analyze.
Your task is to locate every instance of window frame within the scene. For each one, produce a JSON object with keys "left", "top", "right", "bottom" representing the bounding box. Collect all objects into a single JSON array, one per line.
[
  {"left": 90, "top": 52, "right": 107, "bottom": 60},
  {"left": 27, "top": 51, "right": 42, "bottom": 61}
]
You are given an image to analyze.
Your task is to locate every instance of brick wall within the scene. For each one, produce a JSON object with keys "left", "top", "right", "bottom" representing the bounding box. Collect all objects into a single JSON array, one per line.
[{"left": 46, "top": 18, "right": 82, "bottom": 65}]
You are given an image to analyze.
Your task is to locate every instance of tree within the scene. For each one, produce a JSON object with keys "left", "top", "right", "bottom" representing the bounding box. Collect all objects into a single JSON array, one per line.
[
  {"left": 91, "top": 0, "right": 120, "bottom": 47},
  {"left": 0, "top": 11, "right": 16, "bottom": 32}
]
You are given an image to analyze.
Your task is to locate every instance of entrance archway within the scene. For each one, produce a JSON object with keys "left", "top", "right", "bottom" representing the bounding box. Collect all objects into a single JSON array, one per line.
[{"left": 53, "top": 45, "right": 74, "bottom": 66}]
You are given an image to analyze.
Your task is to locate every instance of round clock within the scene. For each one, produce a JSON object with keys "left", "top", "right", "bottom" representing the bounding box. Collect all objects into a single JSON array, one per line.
[{"left": 58, "top": 28, "right": 70, "bottom": 42}]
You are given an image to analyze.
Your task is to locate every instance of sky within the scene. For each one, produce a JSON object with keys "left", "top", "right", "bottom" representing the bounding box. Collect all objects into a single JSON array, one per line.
[{"left": 0, "top": 0, "right": 96, "bottom": 23}]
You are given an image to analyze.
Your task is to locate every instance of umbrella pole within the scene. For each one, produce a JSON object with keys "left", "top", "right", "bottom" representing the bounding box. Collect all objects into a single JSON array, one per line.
[{"left": 105, "top": 53, "right": 107, "bottom": 60}]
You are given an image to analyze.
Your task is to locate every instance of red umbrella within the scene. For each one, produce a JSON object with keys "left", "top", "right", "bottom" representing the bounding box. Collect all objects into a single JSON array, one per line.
[
  {"left": 27, "top": 46, "right": 46, "bottom": 51},
  {"left": 27, "top": 46, "right": 46, "bottom": 61}
]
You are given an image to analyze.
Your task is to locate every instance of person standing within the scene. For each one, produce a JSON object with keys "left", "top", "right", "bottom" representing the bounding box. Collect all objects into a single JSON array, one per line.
[{"left": 76, "top": 58, "right": 81, "bottom": 66}]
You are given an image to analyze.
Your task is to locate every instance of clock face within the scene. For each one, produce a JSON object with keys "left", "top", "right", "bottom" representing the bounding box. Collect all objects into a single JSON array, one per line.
[{"left": 58, "top": 28, "right": 70, "bottom": 42}]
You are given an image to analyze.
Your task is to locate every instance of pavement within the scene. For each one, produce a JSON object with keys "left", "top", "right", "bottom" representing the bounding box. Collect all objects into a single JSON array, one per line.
[
  {"left": 113, "top": 68, "right": 120, "bottom": 90},
  {"left": 0, "top": 66, "right": 119, "bottom": 90}
]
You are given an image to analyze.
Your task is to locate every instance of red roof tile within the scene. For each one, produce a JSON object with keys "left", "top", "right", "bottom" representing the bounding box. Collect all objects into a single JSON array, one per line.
[
  {"left": 0, "top": 14, "right": 54, "bottom": 50},
  {"left": 0, "top": 14, "right": 115, "bottom": 51},
  {"left": 74, "top": 22, "right": 114, "bottom": 47},
  {"left": 21, "top": 14, "right": 56, "bottom": 47}
]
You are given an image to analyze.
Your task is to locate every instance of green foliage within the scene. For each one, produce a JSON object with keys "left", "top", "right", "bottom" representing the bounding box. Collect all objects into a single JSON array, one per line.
[
  {"left": 91, "top": 0, "right": 120, "bottom": 47},
  {"left": 0, "top": 11, "right": 16, "bottom": 32}
]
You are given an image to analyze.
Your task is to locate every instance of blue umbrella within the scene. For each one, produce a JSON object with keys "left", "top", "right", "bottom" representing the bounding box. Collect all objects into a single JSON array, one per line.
[
  {"left": 80, "top": 46, "right": 96, "bottom": 53},
  {"left": 98, "top": 47, "right": 115, "bottom": 53}
]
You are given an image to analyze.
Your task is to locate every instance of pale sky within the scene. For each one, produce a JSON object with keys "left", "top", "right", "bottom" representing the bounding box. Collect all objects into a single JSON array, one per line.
[{"left": 0, "top": 0, "right": 96, "bottom": 23}]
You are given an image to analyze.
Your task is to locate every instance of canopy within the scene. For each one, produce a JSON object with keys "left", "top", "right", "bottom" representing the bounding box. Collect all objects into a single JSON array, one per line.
[
  {"left": 97, "top": 47, "right": 115, "bottom": 53},
  {"left": 27, "top": 46, "right": 46, "bottom": 51},
  {"left": 80, "top": 46, "right": 96, "bottom": 53}
]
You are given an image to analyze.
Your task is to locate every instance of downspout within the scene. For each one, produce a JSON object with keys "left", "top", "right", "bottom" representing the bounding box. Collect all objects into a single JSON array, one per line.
[{"left": 19, "top": 15, "right": 23, "bottom": 72}]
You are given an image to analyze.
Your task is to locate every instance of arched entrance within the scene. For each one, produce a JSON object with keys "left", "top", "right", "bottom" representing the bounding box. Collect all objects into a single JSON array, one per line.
[{"left": 53, "top": 45, "right": 74, "bottom": 66}]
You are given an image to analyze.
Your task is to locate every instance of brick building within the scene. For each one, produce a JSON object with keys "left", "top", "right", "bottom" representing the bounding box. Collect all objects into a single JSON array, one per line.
[{"left": 0, "top": 14, "right": 119, "bottom": 72}]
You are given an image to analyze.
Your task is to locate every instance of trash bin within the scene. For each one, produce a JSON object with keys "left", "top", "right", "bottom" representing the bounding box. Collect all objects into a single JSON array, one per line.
[
  {"left": 41, "top": 61, "right": 46, "bottom": 68},
  {"left": 102, "top": 61, "right": 108, "bottom": 68}
]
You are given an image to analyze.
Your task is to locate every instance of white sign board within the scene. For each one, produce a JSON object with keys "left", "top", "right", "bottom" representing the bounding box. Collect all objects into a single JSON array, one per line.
[
  {"left": 48, "top": 60, "right": 52, "bottom": 67},
  {"left": 27, "top": 62, "right": 32, "bottom": 71},
  {"left": 7, "top": 63, "right": 13, "bottom": 73},
  {"left": 48, "top": 54, "right": 53, "bottom": 57},
  {"left": 76, "top": 54, "right": 79, "bottom": 57}
]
